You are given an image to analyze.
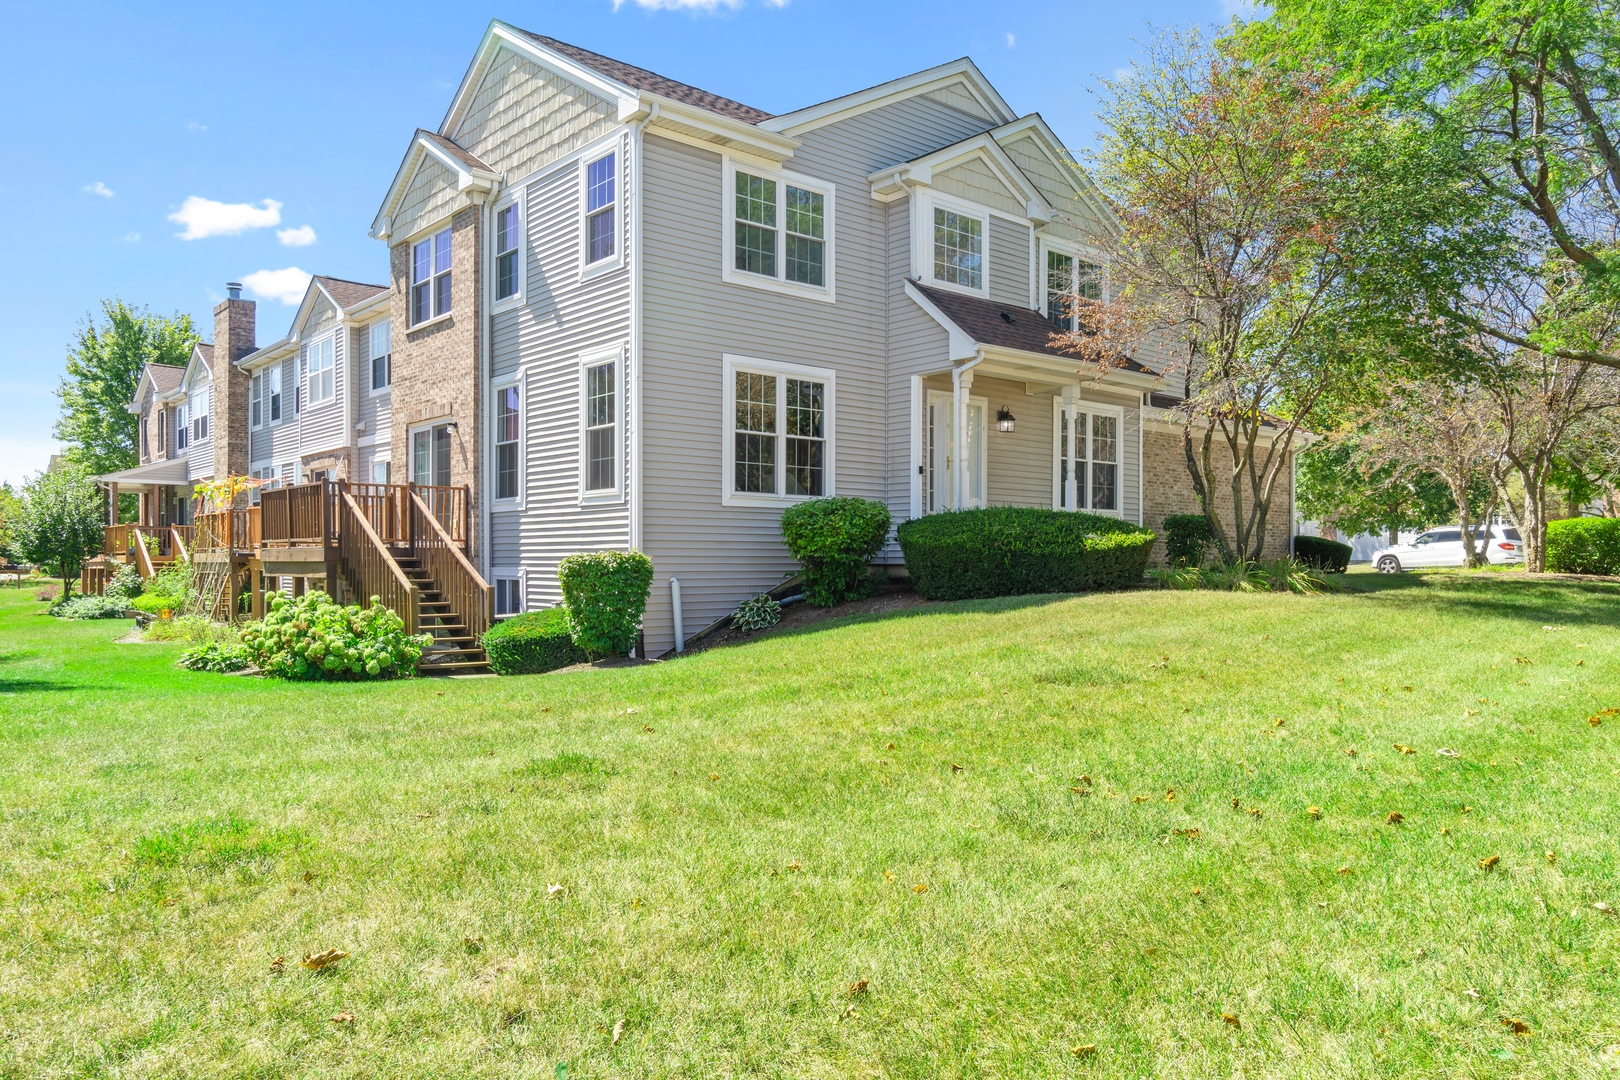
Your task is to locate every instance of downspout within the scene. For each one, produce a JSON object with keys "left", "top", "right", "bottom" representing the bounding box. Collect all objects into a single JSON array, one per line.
[
  {"left": 950, "top": 353, "right": 982, "bottom": 509},
  {"left": 480, "top": 184, "right": 498, "bottom": 582}
]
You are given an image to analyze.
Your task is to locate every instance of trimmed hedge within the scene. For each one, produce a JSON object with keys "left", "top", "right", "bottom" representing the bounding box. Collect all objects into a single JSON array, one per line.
[
  {"left": 896, "top": 507, "right": 1156, "bottom": 600},
  {"left": 558, "top": 550, "right": 655, "bottom": 658},
  {"left": 1162, "top": 513, "right": 1213, "bottom": 568},
  {"left": 1293, "top": 535, "right": 1353, "bottom": 573},
  {"left": 1546, "top": 517, "right": 1620, "bottom": 576},
  {"left": 780, "top": 497, "right": 892, "bottom": 607},
  {"left": 482, "top": 607, "right": 587, "bottom": 675}
]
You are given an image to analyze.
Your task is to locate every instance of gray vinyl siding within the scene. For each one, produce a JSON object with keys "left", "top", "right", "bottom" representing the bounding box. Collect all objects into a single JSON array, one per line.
[
  {"left": 988, "top": 216, "right": 1032, "bottom": 308},
  {"left": 492, "top": 132, "right": 633, "bottom": 613},
  {"left": 184, "top": 382, "right": 213, "bottom": 480},
  {"left": 249, "top": 357, "right": 304, "bottom": 466},
  {"left": 297, "top": 329, "right": 347, "bottom": 454},
  {"left": 884, "top": 196, "right": 950, "bottom": 559},
  {"left": 354, "top": 322, "right": 391, "bottom": 445},
  {"left": 636, "top": 93, "right": 995, "bottom": 653}
]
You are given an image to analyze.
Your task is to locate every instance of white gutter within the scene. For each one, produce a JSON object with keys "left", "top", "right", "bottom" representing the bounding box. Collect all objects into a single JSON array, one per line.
[{"left": 628, "top": 105, "right": 658, "bottom": 557}]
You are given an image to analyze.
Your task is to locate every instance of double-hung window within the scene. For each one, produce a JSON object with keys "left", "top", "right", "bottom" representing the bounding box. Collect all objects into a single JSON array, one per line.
[
  {"left": 175, "top": 404, "right": 188, "bottom": 452},
  {"left": 250, "top": 374, "right": 262, "bottom": 428},
  {"left": 933, "top": 206, "right": 984, "bottom": 291},
  {"left": 370, "top": 322, "right": 391, "bottom": 391},
  {"left": 584, "top": 152, "right": 616, "bottom": 265},
  {"left": 724, "top": 357, "right": 833, "bottom": 503},
  {"left": 190, "top": 387, "right": 209, "bottom": 443},
  {"left": 1045, "top": 249, "right": 1102, "bottom": 329},
  {"left": 581, "top": 358, "right": 617, "bottom": 495},
  {"left": 729, "top": 165, "right": 830, "bottom": 292},
  {"left": 1055, "top": 402, "right": 1121, "bottom": 514},
  {"left": 494, "top": 385, "right": 520, "bottom": 501},
  {"left": 305, "top": 336, "right": 334, "bottom": 406},
  {"left": 495, "top": 203, "right": 521, "bottom": 300},
  {"left": 411, "top": 228, "right": 452, "bottom": 324},
  {"left": 268, "top": 365, "right": 282, "bottom": 423}
]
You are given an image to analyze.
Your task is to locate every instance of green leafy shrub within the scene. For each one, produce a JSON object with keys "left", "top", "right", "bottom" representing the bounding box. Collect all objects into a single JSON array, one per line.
[
  {"left": 482, "top": 608, "right": 587, "bottom": 676},
  {"left": 896, "top": 508, "right": 1156, "bottom": 600},
  {"left": 238, "top": 591, "right": 430, "bottom": 680},
  {"left": 1293, "top": 535, "right": 1353, "bottom": 573},
  {"left": 179, "top": 642, "right": 252, "bottom": 673},
  {"left": 131, "top": 563, "right": 191, "bottom": 614},
  {"left": 143, "top": 615, "right": 236, "bottom": 645},
  {"left": 779, "top": 497, "right": 893, "bottom": 607},
  {"left": 1546, "top": 517, "right": 1620, "bottom": 575},
  {"left": 52, "top": 593, "right": 131, "bottom": 619},
  {"left": 1162, "top": 513, "right": 1213, "bottom": 568},
  {"left": 35, "top": 584, "right": 58, "bottom": 603},
  {"left": 558, "top": 551, "right": 655, "bottom": 658},
  {"left": 732, "top": 593, "right": 783, "bottom": 632},
  {"left": 106, "top": 564, "right": 143, "bottom": 601}
]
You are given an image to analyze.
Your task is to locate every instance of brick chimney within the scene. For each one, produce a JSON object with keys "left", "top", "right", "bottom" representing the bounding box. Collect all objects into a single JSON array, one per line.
[{"left": 211, "top": 282, "right": 255, "bottom": 482}]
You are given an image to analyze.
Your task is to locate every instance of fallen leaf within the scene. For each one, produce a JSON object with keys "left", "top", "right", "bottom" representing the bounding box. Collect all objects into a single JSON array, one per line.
[
  {"left": 1078, "top": 775, "right": 1092, "bottom": 785},
  {"left": 1437, "top": 747, "right": 1461, "bottom": 758},
  {"left": 1246, "top": 807, "right": 1263, "bottom": 818},
  {"left": 547, "top": 882, "right": 566, "bottom": 898},
  {"left": 1501, "top": 1018, "right": 1531, "bottom": 1036},
  {"left": 1071, "top": 1044, "right": 1097, "bottom": 1058},
  {"left": 787, "top": 862, "right": 802, "bottom": 872},
  {"left": 886, "top": 742, "right": 896, "bottom": 750},
  {"left": 1274, "top": 718, "right": 1285, "bottom": 727},
  {"left": 642, "top": 724, "right": 653, "bottom": 733},
  {"left": 1545, "top": 851, "right": 1556, "bottom": 864},
  {"left": 1307, "top": 806, "right": 1322, "bottom": 819},
  {"left": 1164, "top": 788, "right": 1176, "bottom": 802},
  {"left": 951, "top": 763, "right": 964, "bottom": 774},
  {"left": 1337, "top": 865, "right": 1353, "bottom": 875},
  {"left": 1231, "top": 797, "right": 1241, "bottom": 808},
  {"left": 883, "top": 871, "right": 896, "bottom": 882},
  {"left": 1386, "top": 811, "right": 1405, "bottom": 825},
  {"left": 1479, "top": 854, "right": 1501, "bottom": 871},
  {"left": 1464, "top": 988, "right": 1482, "bottom": 1000},
  {"left": 708, "top": 773, "right": 720, "bottom": 781},
  {"left": 1192, "top": 886, "right": 1202, "bottom": 895},
  {"left": 1440, "top": 827, "right": 1452, "bottom": 836},
  {"left": 159, "top": 896, "right": 176, "bottom": 907},
  {"left": 1514, "top": 656, "right": 1531, "bottom": 665},
  {"left": 1343, "top": 748, "right": 1356, "bottom": 757},
  {"left": 1070, "top": 786, "right": 1090, "bottom": 795},
  {"left": 463, "top": 935, "right": 484, "bottom": 953},
  {"left": 1459, "top": 805, "right": 1473, "bottom": 814},
  {"left": 301, "top": 949, "right": 348, "bottom": 971},
  {"left": 612, "top": 1018, "right": 625, "bottom": 1045},
  {"left": 331, "top": 1011, "right": 355, "bottom": 1024},
  {"left": 269, "top": 955, "right": 285, "bottom": 973},
  {"left": 1174, "top": 828, "right": 1201, "bottom": 839},
  {"left": 1395, "top": 744, "right": 1416, "bottom": 755},
  {"left": 1222, "top": 1013, "right": 1240, "bottom": 1027},
  {"left": 1594, "top": 901, "right": 1616, "bottom": 916},
  {"left": 912, "top": 882, "right": 928, "bottom": 894},
  {"left": 847, "top": 978, "right": 868, "bottom": 997},
  {"left": 1133, "top": 795, "right": 1149, "bottom": 804}
]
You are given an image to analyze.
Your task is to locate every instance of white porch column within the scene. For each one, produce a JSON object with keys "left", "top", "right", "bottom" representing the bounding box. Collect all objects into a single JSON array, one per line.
[
  {"left": 952, "top": 366, "right": 975, "bottom": 510},
  {"left": 107, "top": 482, "right": 119, "bottom": 526},
  {"left": 1060, "top": 385, "right": 1079, "bottom": 510}
]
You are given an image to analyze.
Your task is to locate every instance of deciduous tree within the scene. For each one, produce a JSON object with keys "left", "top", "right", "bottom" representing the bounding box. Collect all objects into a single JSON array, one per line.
[{"left": 7, "top": 465, "right": 106, "bottom": 598}]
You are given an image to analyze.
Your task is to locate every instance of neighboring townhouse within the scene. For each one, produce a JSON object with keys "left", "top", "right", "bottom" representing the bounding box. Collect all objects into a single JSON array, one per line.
[{"left": 367, "top": 21, "right": 1299, "bottom": 655}]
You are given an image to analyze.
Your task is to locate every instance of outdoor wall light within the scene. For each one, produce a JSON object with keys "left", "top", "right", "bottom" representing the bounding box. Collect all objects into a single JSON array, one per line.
[{"left": 996, "top": 407, "right": 1016, "bottom": 433}]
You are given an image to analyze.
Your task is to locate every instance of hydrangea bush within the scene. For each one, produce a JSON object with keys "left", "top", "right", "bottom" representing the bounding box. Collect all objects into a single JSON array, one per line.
[{"left": 238, "top": 591, "right": 430, "bottom": 680}]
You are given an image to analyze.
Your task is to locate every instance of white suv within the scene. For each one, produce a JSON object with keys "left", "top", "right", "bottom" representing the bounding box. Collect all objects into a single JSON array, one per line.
[{"left": 1373, "top": 525, "right": 1523, "bottom": 572}]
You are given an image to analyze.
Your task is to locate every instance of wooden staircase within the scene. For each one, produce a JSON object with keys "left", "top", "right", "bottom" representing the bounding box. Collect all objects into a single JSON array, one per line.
[{"left": 394, "top": 553, "right": 490, "bottom": 674}]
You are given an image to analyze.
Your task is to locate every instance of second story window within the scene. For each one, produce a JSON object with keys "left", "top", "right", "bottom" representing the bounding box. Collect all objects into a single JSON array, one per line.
[
  {"left": 250, "top": 374, "right": 262, "bottom": 428},
  {"left": 934, "top": 207, "right": 984, "bottom": 291},
  {"left": 729, "top": 166, "right": 831, "bottom": 293},
  {"left": 370, "top": 322, "right": 391, "bottom": 391},
  {"left": 1046, "top": 249, "right": 1102, "bottom": 329},
  {"left": 268, "top": 365, "right": 282, "bottom": 423},
  {"left": 140, "top": 413, "right": 149, "bottom": 459},
  {"left": 495, "top": 203, "right": 521, "bottom": 299},
  {"left": 411, "top": 228, "right": 452, "bottom": 325},
  {"left": 175, "top": 404, "right": 188, "bottom": 452},
  {"left": 585, "top": 152, "right": 616, "bottom": 264},
  {"left": 305, "top": 337, "right": 334, "bottom": 406},
  {"left": 190, "top": 387, "right": 209, "bottom": 442},
  {"left": 495, "top": 385, "right": 520, "bottom": 501}
]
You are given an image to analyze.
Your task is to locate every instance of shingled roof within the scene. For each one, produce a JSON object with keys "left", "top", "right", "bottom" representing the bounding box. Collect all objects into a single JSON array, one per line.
[
  {"left": 910, "top": 282, "right": 1152, "bottom": 374},
  {"left": 417, "top": 129, "right": 494, "bottom": 173},
  {"left": 515, "top": 29, "right": 773, "bottom": 125},
  {"left": 147, "top": 362, "right": 187, "bottom": 394},
  {"left": 314, "top": 276, "right": 390, "bottom": 310}
]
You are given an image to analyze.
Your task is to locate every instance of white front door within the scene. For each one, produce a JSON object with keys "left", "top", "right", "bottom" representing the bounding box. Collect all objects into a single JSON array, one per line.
[{"left": 926, "top": 391, "right": 986, "bottom": 511}]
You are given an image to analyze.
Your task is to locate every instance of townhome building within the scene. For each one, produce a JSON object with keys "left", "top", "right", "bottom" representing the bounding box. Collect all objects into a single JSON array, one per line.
[{"left": 367, "top": 21, "right": 1297, "bottom": 655}]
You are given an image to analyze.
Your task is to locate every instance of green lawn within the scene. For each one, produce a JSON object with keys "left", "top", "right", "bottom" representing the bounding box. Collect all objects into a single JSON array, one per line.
[{"left": 1, "top": 574, "right": 1617, "bottom": 1079}]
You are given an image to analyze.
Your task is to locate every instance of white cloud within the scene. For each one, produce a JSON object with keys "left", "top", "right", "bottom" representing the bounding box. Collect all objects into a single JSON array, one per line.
[
  {"left": 1113, "top": 65, "right": 1137, "bottom": 82},
  {"left": 1005, "top": 31, "right": 1016, "bottom": 48},
  {"left": 122, "top": 232, "right": 141, "bottom": 243},
  {"left": 186, "top": 121, "right": 208, "bottom": 132},
  {"left": 168, "top": 196, "right": 282, "bottom": 240},
  {"left": 277, "top": 225, "right": 317, "bottom": 247},
  {"left": 83, "top": 181, "right": 115, "bottom": 198},
  {"left": 241, "top": 267, "right": 312, "bottom": 306}
]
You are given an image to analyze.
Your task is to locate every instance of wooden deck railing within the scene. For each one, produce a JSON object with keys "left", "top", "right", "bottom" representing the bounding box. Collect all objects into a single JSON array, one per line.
[
  {"left": 193, "top": 507, "right": 260, "bottom": 553},
  {"left": 80, "top": 564, "right": 113, "bottom": 597},
  {"left": 131, "top": 528, "right": 158, "bottom": 578},
  {"left": 413, "top": 485, "right": 469, "bottom": 546},
  {"left": 409, "top": 489, "right": 492, "bottom": 642},
  {"left": 346, "top": 483, "right": 410, "bottom": 545},
  {"left": 102, "top": 523, "right": 133, "bottom": 557},
  {"left": 260, "top": 483, "right": 336, "bottom": 548},
  {"left": 338, "top": 491, "right": 418, "bottom": 632},
  {"left": 170, "top": 525, "right": 191, "bottom": 563}
]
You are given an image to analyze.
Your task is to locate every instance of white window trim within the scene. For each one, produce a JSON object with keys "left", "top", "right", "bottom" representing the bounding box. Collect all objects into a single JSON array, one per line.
[
  {"left": 250, "top": 372, "right": 263, "bottom": 429},
  {"left": 915, "top": 190, "right": 991, "bottom": 299},
  {"left": 720, "top": 353, "right": 836, "bottom": 508},
  {"left": 491, "top": 569, "right": 525, "bottom": 619},
  {"left": 302, "top": 332, "right": 337, "bottom": 409},
  {"left": 579, "top": 145, "right": 623, "bottom": 280},
  {"left": 1038, "top": 237, "right": 1110, "bottom": 329},
  {"left": 369, "top": 453, "right": 392, "bottom": 485},
  {"left": 491, "top": 375, "right": 523, "bottom": 508},
  {"left": 408, "top": 227, "right": 453, "bottom": 326},
  {"left": 1051, "top": 396, "right": 1126, "bottom": 517},
  {"left": 491, "top": 194, "right": 525, "bottom": 311},
  {"left": 720, "top": 157, "right": 837, "bottom": 303},
  {"left": 368, "top": 321, "right": 393, "bottom": 397},
  {"left": 189, "top": 384, "right": 211, "bottom": 444},
  {"left": 408, "top": 419, "right": 454, "bottom": 488},
  {"left": 577, "top": 349, "right": 623, "bottom": 504}
]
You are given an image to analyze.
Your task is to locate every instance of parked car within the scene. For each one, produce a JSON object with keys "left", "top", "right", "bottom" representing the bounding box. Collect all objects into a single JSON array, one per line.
[{"left": 1373, "top": 525, "right": 1523, "bottom": 572}]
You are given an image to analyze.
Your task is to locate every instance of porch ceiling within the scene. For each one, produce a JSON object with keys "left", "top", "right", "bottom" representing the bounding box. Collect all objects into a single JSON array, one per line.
[{"left": 95, "top": 458, "right": 191, "bottom": 490}]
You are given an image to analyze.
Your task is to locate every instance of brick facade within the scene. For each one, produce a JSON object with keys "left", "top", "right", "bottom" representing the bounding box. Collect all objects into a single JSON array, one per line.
[
  {"left": 211, "top": 297, "right": 256, "bottom": 483},
  {"left": 388, "top": 204, "right": 484, "bottom": 559},
  {"left": 1142, "top": 429, "right": 1295, "bottom": 561}
]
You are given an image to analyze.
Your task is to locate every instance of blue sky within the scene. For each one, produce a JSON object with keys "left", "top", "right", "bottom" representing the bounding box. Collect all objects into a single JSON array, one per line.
[{"left": 0, "top": 0, "right": 1240, "bottom": 488}]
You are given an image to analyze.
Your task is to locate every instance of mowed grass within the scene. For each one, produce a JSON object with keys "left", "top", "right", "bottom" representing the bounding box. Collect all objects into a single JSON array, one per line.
[{"left": 1, "top": 574, "right": 1618, "bottom": 1079}]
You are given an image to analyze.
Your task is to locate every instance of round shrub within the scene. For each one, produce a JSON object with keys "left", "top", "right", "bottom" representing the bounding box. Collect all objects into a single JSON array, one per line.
[
  {"left": 731, "top": 593, "right": 782, "bottom": 632},
  {"left": 178, "top": 642, "right": 251, "bottom": 673},
  {"left": 1545, "top": 517, "right": 1620, "bottom": 575},
  {"left": 106, "top": 564, "right": 143, "bottom": 601},
  {"left": 51, "top": 593, "right": 132, "bottom": 620},
  {"left": 1292, "top": 535, "right": 1352, "bottom": 573},
  {"left": 896, "top": 507, "right": 1157, "bottom": 600},
  {"left": 558, "top": 551, "right": 655, "bottom": 658},
  {"left": 779, "top": 497, "right": 892, "bottom": 607},
  {"left": 1162, "top": 513, "right": 1213, "bottom": 568},
  {"left": 482, "top": 608, "right": 587, "bottom": 675},
  {"left": 238, "top": 591, "right": 430, "bottom": 680}
]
